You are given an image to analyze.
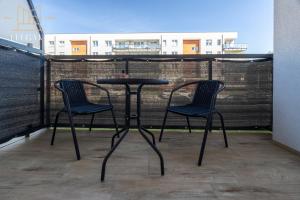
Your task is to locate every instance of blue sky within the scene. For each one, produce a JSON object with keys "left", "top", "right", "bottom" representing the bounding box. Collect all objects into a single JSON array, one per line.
[{"left": 33, "top": 0, "right": 273, "bottom": 53}]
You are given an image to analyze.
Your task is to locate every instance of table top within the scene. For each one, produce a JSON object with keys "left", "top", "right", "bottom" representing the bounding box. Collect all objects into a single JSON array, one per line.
[{"left": 97, "top": 78, "right": 169, "bottom": 85}]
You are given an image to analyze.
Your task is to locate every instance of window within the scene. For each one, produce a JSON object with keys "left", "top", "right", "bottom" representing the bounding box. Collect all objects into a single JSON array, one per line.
[
  {"left": 192, "top": 47, "right": 199, "bottom": 51},
  {"left": 217, "top": 39, "right": 222, "bottom": 46},
  {"left": 172, "top": 51, "right": 178, "bottom": 55},
  {"left": 105, "top": 52, "right": 112, "bottom": 55},
  {"left": 117, "top": 41, "right": 126, "bottom": 48},
  {"left": 150, "top": 41, "right": 158, "bottom": 47},
  {"left": 92, "top": 52, "right": 98, "bottom": 55},
  {"left": 172, "top": 40, "right": 178, "bottom": 47},
  {"left": 59, "top": 52, "right": 64, "bottom": 55},
  {"left": 225, "top": 39, "right": 234, "bottom": 45},
  {"left": 105, "top": 40, "right": 112, "bottom": 47},
  {"left": 206, "top": 51, "right": 212, "bottom": 54},
  {"left": 59, "top": 41, "right": 65, "bottom": 45},
  {"left": 73, "top": 47, "right": 80, "bottom": 52},
  {"left": 162, "top": 51, "right": 167, "bottom": 55},
  {"left": 217, "top": 51, "right": 222, "bottom": 54},
  {"left": 49, "top": 41, "right": 54, "bottom": 45},
  {"left": 92, "top": 40, "right": 98, "bottom": 47},
  {"left": 134, "top": 41, "right": 141, "bottom": 48},
  {"left": 162, "top": 40, "right": 167, "bottom": 47},
  {"left": 206, "top": 39, "right": 212, "bottom": 46}
]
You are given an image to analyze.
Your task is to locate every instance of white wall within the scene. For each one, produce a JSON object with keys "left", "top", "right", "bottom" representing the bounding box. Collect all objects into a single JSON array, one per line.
[
  {"left": 0, "top": 0, "right": 40, "bottom": 48},
  {"left": 45, "top": 32, "right": 239, "bottom": 55},
  {"left": 273, "top": 0, "right": 300, "bottom": 151}
]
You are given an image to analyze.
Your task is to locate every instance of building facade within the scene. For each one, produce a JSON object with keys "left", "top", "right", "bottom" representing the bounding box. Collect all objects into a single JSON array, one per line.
[{"left": 45, "top": 32, "right": 247, "bottom": 55}]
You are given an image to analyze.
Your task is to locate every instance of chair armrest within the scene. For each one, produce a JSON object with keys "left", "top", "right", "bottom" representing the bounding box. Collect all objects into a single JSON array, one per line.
[
  {"left": 54, "top": 81, "right": 73, "bottom": 113},
  {"left": 167, "top": 81, "right": 201, "bottom": 107},
  {"left": 54, "top": 81, "right": 64, "bottom": 92},
  {"left": 218, "top": 82, "right": 225, "bottom": 93}
]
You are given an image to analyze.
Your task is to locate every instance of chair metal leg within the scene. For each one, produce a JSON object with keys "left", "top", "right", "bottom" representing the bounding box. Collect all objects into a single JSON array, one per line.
[
  {"left": 198, "top": 116, "right": 212, "bottom": 166},
  {"left": 209, "top": 115, "right": 213, "bottom": 132},
  {"left": 159, "top": 110, "right": 168, "bottom": 142},
  {"left": 67, "top": 112, "right": 81, "bottom": 160},
  {"left": 186, "top": 116, "right": 192, "bottom": 133},
  {"left": 216, "top": 111, "right": 228, "bottom": 148},
  {"left": 51, "top": 110, "right": 62, "bottom": 145},
  {"left": 111, "top": 109, "right": 119, "bottom": 137},
  {"left": 89, "top": 113, "right": 95, "bottom": 132},
  {"left": 101, "top": 129, "right": 129, "bottom": 182}
]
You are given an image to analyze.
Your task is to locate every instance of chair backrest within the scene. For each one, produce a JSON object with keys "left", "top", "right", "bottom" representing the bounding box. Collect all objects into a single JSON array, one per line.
[
  {"left": 57, "top": 80, "right": 89, "bottom": 107},
  {"left": 191, "top": 80, "right": 224, "bottom": 109}
]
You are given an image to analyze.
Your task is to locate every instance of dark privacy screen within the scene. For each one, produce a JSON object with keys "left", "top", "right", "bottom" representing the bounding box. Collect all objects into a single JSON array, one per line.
[
  {"left": 0, "top": 48, "right": 42, "bottom": 143},
  {"left": 49, "top": 58, "right": 272, "bottom": 129}
]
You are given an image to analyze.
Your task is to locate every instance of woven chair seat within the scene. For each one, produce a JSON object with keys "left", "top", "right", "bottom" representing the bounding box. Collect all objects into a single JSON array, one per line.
[
  {"left": 168, "top": 105, "right": 212, "bottom": 117},
  {"left": 65, "top": 103, "right": 113, "bottom": 114}
]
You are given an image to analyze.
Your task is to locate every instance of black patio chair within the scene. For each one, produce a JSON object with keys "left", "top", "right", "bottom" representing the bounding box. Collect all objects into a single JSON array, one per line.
[
  {"left": 159, "top": 80, "right": 228, "bottom": 166},
  {"left": 51, "top": 80, "right": 119, "bottom": 160}
]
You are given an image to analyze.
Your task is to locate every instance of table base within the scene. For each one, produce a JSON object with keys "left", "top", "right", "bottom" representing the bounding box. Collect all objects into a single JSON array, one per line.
[{"left": 100, "top": 83, "right": 165, "bottom": 182}]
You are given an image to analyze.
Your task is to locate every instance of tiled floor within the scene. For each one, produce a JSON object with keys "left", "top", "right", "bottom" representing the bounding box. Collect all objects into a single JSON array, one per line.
[{"left": 0, "top": 129, "right": 300, "bottom": 200}]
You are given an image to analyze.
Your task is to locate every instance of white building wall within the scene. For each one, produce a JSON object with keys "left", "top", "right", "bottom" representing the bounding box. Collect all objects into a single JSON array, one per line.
[
  {"left": 273, "top": 0, "right": 300, "bottom": 152},
  {"left": 45, "top": 32, "right": 240, "bottom": 55},
  {"left": 0, "top": 0, "right": 40, "bottom": 48}
]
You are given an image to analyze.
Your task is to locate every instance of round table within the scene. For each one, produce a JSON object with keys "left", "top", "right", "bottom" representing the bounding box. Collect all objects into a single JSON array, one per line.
[{"left": 97, "top": 78, "right": 169, "bottom": 181}]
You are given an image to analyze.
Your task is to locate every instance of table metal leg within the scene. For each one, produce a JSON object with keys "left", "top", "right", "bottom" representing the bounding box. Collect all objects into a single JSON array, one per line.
[
  {"left": 111, "top": 127, "right": 126, "bottom": 149},
  {"left": 101, "top": 83, "right": 165, "bottom": 182},
  {"left": 101, "top": 128, "right": 129, "bottom": 182},
  {"left": 101, "top": 84, "right": 132, "bottom": 182},
  {"left": 138, "top": 127, "right": 165, "bottom": 176},
  {"left": 136, "top": 84, "right": 164, "bottom": 176},
  {"left": 140, "top": 127, "right": 156, "bottom": 145}
]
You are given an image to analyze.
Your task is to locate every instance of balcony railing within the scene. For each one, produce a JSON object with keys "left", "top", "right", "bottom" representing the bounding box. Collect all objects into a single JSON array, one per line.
[
  {"left": 0, "top": 37, "right": 273, "bottom": 143},
  {"left": 0, "top": 39, "right": 44, "bottom": 144},
  {"left": 223, "top": 43, "right": 248, "bottom": 51},
  {"left": 46, "top": 54, "right": 273, "bottom": 130},
  {"left": 113, "top": 44, "right": 161, "bottom": 52}
]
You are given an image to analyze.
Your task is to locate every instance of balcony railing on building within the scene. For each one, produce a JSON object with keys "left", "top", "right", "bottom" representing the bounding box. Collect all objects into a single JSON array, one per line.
[
  {"left": 223, "top": 43, "right": 248, "bottom": 51},
  {"left": 113, "top": 44, "right": 161, "bottom": 53}
]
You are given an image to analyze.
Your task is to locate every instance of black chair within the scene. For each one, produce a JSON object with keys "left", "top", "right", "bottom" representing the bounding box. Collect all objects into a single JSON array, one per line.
[
  {"left": 51, "top": 80, "right": 119, "bottom": 160},
  {"left": 159, "top": 80, "right": 228, "bottom": 166}
]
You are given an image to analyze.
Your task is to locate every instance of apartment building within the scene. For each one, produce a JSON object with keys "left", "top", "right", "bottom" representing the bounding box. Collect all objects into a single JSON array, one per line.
[{"left": 45, "top": 32, "right": 247, "bottom": 55}]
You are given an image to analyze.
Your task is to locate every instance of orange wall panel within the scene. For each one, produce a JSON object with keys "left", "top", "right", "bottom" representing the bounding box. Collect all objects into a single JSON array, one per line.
[
  {"left": 183, "top": 40, "right": 200, "bottom": 54},
  {"left": 71, "top": 40, "right": 87, "bottom": 55}
]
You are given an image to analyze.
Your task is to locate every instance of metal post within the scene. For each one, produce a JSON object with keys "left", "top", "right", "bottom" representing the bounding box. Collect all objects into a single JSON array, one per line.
[
  {"left": 46, "top": 60, "right": 51, "bottom": 126},
  {"left": 39, "top": 57, "right": 45, "bottom": 127},
  {"left": 270, "top": 59, "right": 273, "bottom": 131},
  {"left": 208, "top": 59, "right": 213, "bottom": 80},
  {"left": 125, "top": 59, "right": 129, "bottom": 75}
]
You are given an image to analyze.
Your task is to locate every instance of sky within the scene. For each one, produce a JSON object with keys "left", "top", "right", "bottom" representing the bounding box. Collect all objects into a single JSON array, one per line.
[{"left": 32, "top": 0, "right": 274, "bottom": 53}]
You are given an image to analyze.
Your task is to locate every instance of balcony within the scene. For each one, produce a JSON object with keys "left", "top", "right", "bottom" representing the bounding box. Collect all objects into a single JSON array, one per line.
[
  {"left": 223, "top": 43, "right": 248, "bottom": 52},
  {"left": 2, "top": 0, "right": 300, "bottom": 199},
  {"left": 2, "top": 35, "right": 300, "bottom": 199},
  {"left": 112, "top": 44, "right": 161, "bottom": 55}
]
